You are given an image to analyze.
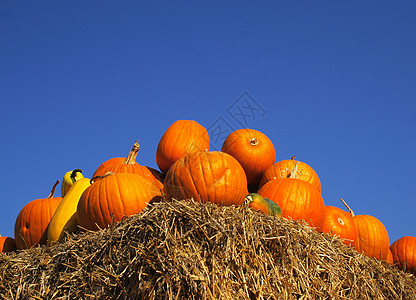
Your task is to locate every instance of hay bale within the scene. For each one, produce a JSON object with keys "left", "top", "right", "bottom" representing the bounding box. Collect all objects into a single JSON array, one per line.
[{"left": 1, "top": 199, "right": 415, "bottom": 299}]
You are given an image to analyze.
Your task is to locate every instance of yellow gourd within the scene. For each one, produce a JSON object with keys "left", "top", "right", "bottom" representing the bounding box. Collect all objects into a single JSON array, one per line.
[
  {"left": 48, "top": 177, "right": 91, "bottom": 245},
  {"left": 61, "top": 169, "right": 84, "bottom": 197}
]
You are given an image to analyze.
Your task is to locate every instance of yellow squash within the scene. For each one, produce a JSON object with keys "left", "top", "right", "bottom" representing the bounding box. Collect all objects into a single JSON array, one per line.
[
  {"left": 61, "top": 169, "right": 84, "bottom": 197},
  {"left": 48, "top": 177, "right": 91, "bottom": 245}
]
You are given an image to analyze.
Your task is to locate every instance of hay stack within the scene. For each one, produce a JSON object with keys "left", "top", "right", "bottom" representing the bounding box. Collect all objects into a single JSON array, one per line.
[{"left": 1, "top": 199, "right": 415, "bottom": 299}]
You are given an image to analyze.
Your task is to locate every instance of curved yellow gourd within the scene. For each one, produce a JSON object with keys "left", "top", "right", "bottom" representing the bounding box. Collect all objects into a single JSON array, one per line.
[
  {"left": 48, "top": 177, "right": 91, "bottom": 245},
  {"left": 61, "top": 169, "right": 84, "bottom": 197}
]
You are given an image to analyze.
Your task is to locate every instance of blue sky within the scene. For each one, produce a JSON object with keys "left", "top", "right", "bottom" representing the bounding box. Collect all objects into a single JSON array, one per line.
[{"left": 1, "top": 2, "right": 415, "bottom": 245}]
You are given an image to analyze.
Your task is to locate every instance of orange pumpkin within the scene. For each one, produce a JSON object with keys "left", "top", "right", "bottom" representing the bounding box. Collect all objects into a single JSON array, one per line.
[
  {"left": 259, "top": 157, "right": 321, "bottom": 193},
  {"left": 0, "top": 236, "right": 16, "bottom": 253},
  {"left": 221, "top": 128, "right": 275, "bottom": 185},
  {"left": 156, "top": 120, "right": 210, "bottom": 174},
  {"left": 354, "top": 214, "right": 390, "bottom": 260},
  {"left": 94, "top": 157, "right": 124, "bottom": 175},
  {"left": 76, "top": 173, "right": 162, "bottom": 231},
  {"left": 341, "top": 199, "right": 390, "bottom": 260},
  {"left": 390, "top": 236, "right": 416, "bottom": 274},
  {"left": 321, "top": 204, "right": 356, "bottom": 247},
  {"left": 257, "top": 177, "right": 325, "bottom": 231},
  {"left": 93, "top": 141, "right": 163, "bottom": 190},
  {"left": 163, "top": 151, "right": 248, "bottom": 206},
  {"left": 14, "top": 180, "right": 62, "bottom": 249}
]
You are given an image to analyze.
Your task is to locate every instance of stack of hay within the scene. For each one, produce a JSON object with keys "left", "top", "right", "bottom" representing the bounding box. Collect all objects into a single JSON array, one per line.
[{"left": 1, "top": 199, "right": 415, "bottom": 299}]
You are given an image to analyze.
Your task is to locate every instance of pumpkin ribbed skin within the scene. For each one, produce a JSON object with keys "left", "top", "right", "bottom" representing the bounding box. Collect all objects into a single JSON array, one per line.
[
  {"left": 221, "top": 128, "right": 275, "bottom": 185},
  {"left": 93, "top": 141, "right": 163, "bottom": 190},
  {"left": 0, "top": 237, "right": 16, "bottom": 253},
  {"left": 14, "top": 183, "right": 62, "bottom": 249},
  {"left": 353, "top": 215, "right": 390, "bottom": 260},
  {"left": 156, "top": 120, "right": 210, "bottom": 174},
  {"left": 260, "top": 159, "right": 321, "bottom": 193},
  {"left": 257, "top": 178, "right": 325, "bottom": 230},
  {"left": 96, "top": 164, "right": 163, "bottom": 190},
  {"left": 94, "top": 157, "right": 124, "bottom": 176},
  {"left": 76, "top": 173, "right": 162, "bottom": 231},
  {"left": 390, "top": 236, "right": 416, "bottom": 274},
  {"left": 321, "top": 206, "right": 356, "bottom": 247},
  {"left": 163, "top": 151, "right": 248, "bottom": 206}
]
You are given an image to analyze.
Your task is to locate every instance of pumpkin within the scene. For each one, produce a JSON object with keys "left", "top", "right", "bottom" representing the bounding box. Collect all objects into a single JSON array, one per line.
[
  {"left": 163, "top": 151, "right": 248, "bottom": 206},
  {"left": 259, "top": 156, "right": 321, "bottom": 193},
  {"left": 93, "top": 141, "right": 163, "bottom": 190},
  {"left": 76, "top": 172, "right": 162, "bottom": 231},
  {"left": 257, "top": 177, "right": 325, "bottom": 230},
  {"left": 244, "top": 193, "right": 282, "bottom": 217},
  {"left": 156, "top": 120, "right": 210, "bottom": 174},
  {"left": 94, "top": 157, "right": 124, "bottom": 175},
  {"left": 221, "top": 128, "right": 275, "bottom": 185},
  {"left": 341, "top": 199, "right": 390, "bottom": 260},
  {"left": 321, "top": 204, "right": 356, "bottom": 247},
  {"left": 354, "top": 215, "right": 390, "bottom": 260},
  {"left": 390, "top": 236, "right": 416, "bottom": 274},
  {"left": 0, "top": 236, "right": 16, "bottom": 253},
  {"left": 14, "top": 180, "right": 62, "bottom": 249}
]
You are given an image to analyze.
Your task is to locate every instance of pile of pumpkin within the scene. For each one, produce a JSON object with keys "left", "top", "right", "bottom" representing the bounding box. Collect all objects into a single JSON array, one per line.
[{"left": 1, "top": 120, "right": 415, "bottom": 277}]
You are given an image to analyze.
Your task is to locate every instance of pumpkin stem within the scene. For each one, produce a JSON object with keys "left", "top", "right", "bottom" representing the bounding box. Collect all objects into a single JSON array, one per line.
[
  {"left": 250, "top": 138, "right": 259, "bottom": 146},
  {"left": 123, "top": 141, "right": 140, "bottom": 165},
  {"left": 291, "top": 156, "right": 296, "bottom": 160},
  {"left": 90, "top": 172, "right": 115, "bottom": 184},
  {"left": 340, "top": 198, "right": 355, "bottom": 217},
  {"left": 288, "top": 162, "right": 299, "bottom": 179},
  {"left": 48, "top": 180, "right": 60, "bottom": 198}
]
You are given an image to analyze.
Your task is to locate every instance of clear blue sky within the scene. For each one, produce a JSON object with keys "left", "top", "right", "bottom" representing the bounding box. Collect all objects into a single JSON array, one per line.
[{"left": 1, "top": 2, "right": 415, "bottom": 245}]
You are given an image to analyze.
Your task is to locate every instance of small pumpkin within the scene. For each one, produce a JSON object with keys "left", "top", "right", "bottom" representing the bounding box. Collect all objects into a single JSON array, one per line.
[
  {"left": 76, "top": 173, "right": 162, "bottom": 231},
  {"left": 0, "top": 236, "right": 16, "bottom": 253},
  {"left": 257, "top": 177, "right": 325, "bottom": 230},
  {"left": 163, "top": 151, "right": 248, "bottom": 206},
  {"left": 156, "top": 120, "right": 210, "bottom": 174},
  {"left": 259, "top": 156, "right": 321, "bottom": 193},
  {"left": 93, "top": 141, "right": 163, "bottom": 190},
  {"left": 221, "top": 128, "right": 276, "bottom": 185},
  {"left": 321, "top": 203, "right": 356, "bottom": 247},
  {"left": 14, "top": 180, "right": 62, "bottom": 249},
  {"left": 244, "top": 193, "right": 282, "bottom": 217},
  {"left": 341, "top": 199, "right": 390, "bottom": 260},
  {"left": 390, "top": 236, "right": 416, "bottom": 274}
]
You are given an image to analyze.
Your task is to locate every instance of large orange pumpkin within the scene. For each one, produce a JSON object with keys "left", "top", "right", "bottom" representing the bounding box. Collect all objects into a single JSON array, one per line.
[
  {"left": 76, "top": 173, "right": 162, "bottom": 231},
  {"left": 0, "top": 236, "right": 16, "bottom": 253},
  {"left": 390, "top": 236, "right": 416, "bottom": 274},
  {"left": 321, "top": 204, "right": 356, "bottom": 247},
  {"left": 93, "top": 141, "right": 163, "bottom": 190},
  {"left": 163, "top": 151, "right": 248, "bottom": 206},
  {"left": 341, "top": 199, "right": 390, "bottom": 260},
  {"left": 156, "top": 120, "right": 210, "bottom": 174},
  {"left": 257, "top": 177, "right": 325, "bottom": 230},
  {"left": 259, "top": 157, "right": 321, "bottom": 193},
  {"left": 14, "top": 180, "right": 62, "bottom": 249},
  {"left": 221, "top": 128, "right": 275, "bottom": 185}
]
